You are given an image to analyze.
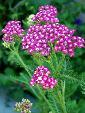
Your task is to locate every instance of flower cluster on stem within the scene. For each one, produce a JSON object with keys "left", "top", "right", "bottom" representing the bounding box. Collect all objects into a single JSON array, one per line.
[
  {"left": 22, "top": 5, "right": 85, "bottom": 57},
  {"left": 2, "top": 21, "right": 24, "bottom": 42},
  {"left": 32, "top": 5, "right": 59, "bottom": 23},
  {"left": 30, "top": 66, "right": 57, "bottom": 89}
]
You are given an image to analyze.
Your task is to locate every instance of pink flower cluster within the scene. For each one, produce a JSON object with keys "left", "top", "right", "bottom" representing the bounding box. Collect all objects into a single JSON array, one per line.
[
  {"left": 30, "top": 66, "right": 57, "bottom": 89},
  {"left": 2, "top": 21, "right": 24, "bottom": 42},
  {"left": 2, "top": 5, "right": 85, "bottom": 57},
  {"left": 55, "top": 35, "right": 85, "bottom": 57},
  {"left": 32, "top": 5, "right": 59, "bottom": 23},
  {"left": 22, "top": 23, "right": 51, "bottom": 56},
  {"left": 22, "top": 21, "right": 85, "bottom": 57}
]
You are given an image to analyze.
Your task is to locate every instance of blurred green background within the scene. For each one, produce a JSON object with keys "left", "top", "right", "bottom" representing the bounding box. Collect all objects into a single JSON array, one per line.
[{"left": 0, "top": 0, "right": 85, "bottom": 113}]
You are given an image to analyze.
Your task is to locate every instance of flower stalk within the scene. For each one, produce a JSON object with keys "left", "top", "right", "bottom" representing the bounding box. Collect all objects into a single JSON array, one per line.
[{"left": 13, "top": 47, "right": 67, "bottom": 113}]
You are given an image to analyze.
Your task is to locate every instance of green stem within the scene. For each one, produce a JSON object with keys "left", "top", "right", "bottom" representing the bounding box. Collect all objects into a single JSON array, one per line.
[
  {"left": 49, "top": 50, "right": 67, "bottom": 113},
  {"left": 10, "top": 46, "right": 32, "bottom": 77},
  {"left": 56, "top": 82, "right": 67, "bottom": 113},
  {"left": 15, "top": 51, "right": 31, "bottom": 77},
  {"left": 37, "top": 85, "right": 55, "bottom": 113},
  {"left": 57, "top": 92, "right": 67, "bottom": 113},
  {"left": 51, "top": 93, "right": 60, "bottom": 113},
  {"left": 11, "top": 46, "right": 67, "bottom": 113},
  {"left": 18, "top": 55, "right": 55, "bottom": 112},
  {"left": 12, "top": 49, "right": 40, "bottom": 99},
  {"left": 61, "top": 81, "right": 67, "bottom": 113},
  {"left": 13, "top": 49, "right": 55, "bottom": 112}
]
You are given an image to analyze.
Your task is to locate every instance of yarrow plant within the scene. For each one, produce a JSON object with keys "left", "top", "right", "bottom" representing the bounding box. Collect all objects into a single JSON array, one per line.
[{"left": 2, "top": 5, "right": 85, "bottom": 113}]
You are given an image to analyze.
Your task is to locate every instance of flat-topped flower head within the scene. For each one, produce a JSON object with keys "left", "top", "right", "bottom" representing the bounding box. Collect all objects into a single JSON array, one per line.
[
  {"left": 22, "top": 23, "right": 51, "bottom": 56},
  {"left": 27, "top": 5, "right": 85, "bottom": 57},
  {"left": 54, "top": 35, "right": 85, "bottom": 57},
  {"left": 2, "top": 6, "right": 84, "bottom": 57},
  {"left": 30, "top": 66, "right": 57, "bottom": 89},
  {"left": 2, "top": 20, "right": 24, "bottom": 43},
  {"left": 32, "top": 5, "right": 59, "bottom": 23},
  {"left": 2, "top": 20, "right": 24, "bottom": 36},
  {"left": 15, "top": 98, "right": 32, "bottom": 113},
  {"left": 22, "top": 22, "right": 84, "bottom": 57},
  {"left": 39, "top": 5, "right": 58, "bottom": 16}
]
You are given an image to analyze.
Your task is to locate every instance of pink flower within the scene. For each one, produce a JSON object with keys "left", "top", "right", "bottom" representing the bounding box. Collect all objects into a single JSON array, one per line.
[
  {"left": 32, "top": 5, "right": 59, "bottom": 23},
  {"left": 54, "top": 35, "right": 85, "bottom": 57},
  {"left": 39, "top": 5, "right": 58, "bottom": 16},
  {"left": 2, "top": 20, "right": 24, "bottom": 42},
  {"left": 22, "top": 21, "right": 84, "bottom": 57},
  {"left": 30, "top": 66, "right": 57, "bottom": 89}
]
